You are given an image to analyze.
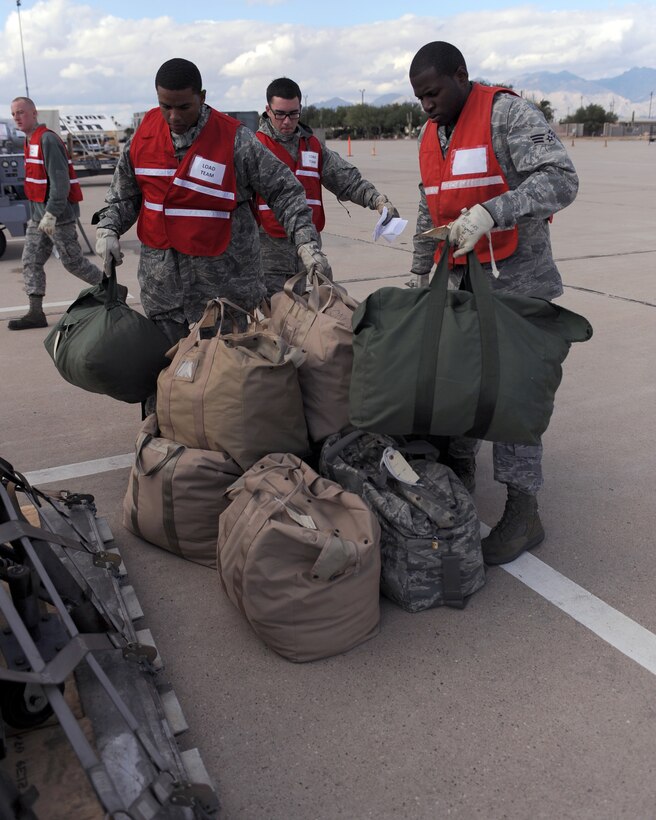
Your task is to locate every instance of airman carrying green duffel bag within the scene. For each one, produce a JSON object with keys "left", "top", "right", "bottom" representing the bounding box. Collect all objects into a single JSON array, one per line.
[
  {"left": 349, "top": 244, "right": 593, "bottom": 444},
  {"left": 44, "top": 259, "right": 170, "bottom": 404}
]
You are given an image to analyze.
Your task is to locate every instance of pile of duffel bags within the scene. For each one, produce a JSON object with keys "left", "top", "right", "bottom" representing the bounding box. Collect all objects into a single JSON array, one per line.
[{"left": 121, "top": 272, "right": 486, "bottom": 663}]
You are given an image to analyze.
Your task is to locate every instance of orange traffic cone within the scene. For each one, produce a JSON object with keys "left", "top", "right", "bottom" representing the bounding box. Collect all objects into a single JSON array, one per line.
[
  {"left": 371, "top": 142, "right": 377, "bottom": 156},
  {"left": 347, "top": 136, "right": 352, "bottom": 157}
]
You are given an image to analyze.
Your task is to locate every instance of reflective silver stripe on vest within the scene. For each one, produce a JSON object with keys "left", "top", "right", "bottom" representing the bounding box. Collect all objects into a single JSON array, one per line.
[
  {"left": 164, "top": 207, "right": 231, "bottom": 219},
  {"left": 145, "top": 200, "right": 164, "bottom": 211},
  {"left": 258, "top": 204, "right": 271, "bottom": 211},
  {"left": 172, "top": 177, "right": 236, "bottom": 200},
  {"left": 424, "top": 186, "right": 440, "bottom": 195},
  {"left": 25, "top": 177, "right": 48, "bottom": 185},
  {"left": 306, "top": 199, "right": 322, "bottom": 206},
  {"left": 25, "top": 158, "right": 45, "bottom": 166},
  {"left": 296, "top": 169, "right": 320, "bottom": 179},
  {"left": 442, "top": 175, "right": 504, "bottom": 190},
  {"left": 70, "top": 179, "right": 80, "bottom": 185},
  {"left": 134, "top": 167, "right": 176, "bottom": 177}
]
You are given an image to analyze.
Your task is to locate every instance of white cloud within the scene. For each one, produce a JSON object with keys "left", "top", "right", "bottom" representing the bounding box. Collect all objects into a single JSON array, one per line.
[{"left": 0, "top": 0, "right": 654, "bottom": 124}]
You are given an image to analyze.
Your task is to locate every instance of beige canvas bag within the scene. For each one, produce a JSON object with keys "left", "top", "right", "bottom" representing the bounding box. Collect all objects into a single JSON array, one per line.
[
  {"left": 123, "top": 414, "right": 242, "bottom": 568},
  {"left": 156, "top": 299, "right": 310, "bottom": 470},
  {"left": 269, "top": 272, "right": 358, "bottom": 442},
  {"left": 217, "top": 453, "right": 381, "bottom": 662}
]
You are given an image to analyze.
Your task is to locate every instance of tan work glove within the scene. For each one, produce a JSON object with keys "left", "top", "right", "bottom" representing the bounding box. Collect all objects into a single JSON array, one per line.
[
  {"left": 449, "top": 204, "right": 495, "bottom": 258},
  {"left": 374, "top": 194, "right": 400, "bottom": 225},
  {"left": 95, "top": 227, "right": 124, "bottom": 265},
  {"left": 297, "top": 241, "right": 333, "bottom": 280},
  {"left": 38, "top": 212, "right": 57, "bottom": 237}
]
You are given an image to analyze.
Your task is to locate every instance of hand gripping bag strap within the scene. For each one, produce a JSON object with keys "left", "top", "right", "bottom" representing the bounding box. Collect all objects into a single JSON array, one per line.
[
  {"left": 413, "top": 244, "right": 500, "bottom": 438},
  {"left": 130, "top": 430, "right": 185, "bottom": 554}
]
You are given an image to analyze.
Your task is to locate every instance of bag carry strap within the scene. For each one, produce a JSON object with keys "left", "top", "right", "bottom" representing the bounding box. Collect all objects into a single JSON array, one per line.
[
  {"left": 413, "top": 243, "right": 501, "bottom": 439},
  {"left": 310, "top": 533, "right": 359, "bottom": 581},
  {"left": 283, "top": 270, "right": 359, "bottom": 313},
  {"left": 102, "top": 256, "right": 121, "bottom": 306}
]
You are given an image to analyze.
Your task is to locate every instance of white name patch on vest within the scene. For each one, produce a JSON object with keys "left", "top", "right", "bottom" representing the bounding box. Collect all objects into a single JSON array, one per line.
[
  {"left": 29, "top": 144, "right": 40, "bottom": 158},
  {"left": 452, "top": 147, "right": 487, "bottom": 175},
  {"left": 189, "top": 155, "right": 226, "bottom": 185},
  {"left": 301, "top": 151, "right": 319, "bottom": 169}
]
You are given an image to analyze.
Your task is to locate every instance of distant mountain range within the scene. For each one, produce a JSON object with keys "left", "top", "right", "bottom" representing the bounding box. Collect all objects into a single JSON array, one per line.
[{"left": 315, "top": 67, "right": 656, "bottom": 119}]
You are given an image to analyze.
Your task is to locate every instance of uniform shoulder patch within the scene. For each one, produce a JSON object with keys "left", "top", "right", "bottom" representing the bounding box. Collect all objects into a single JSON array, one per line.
[{"left": 530, "top": 128, "right": 557, "bottom": 145}]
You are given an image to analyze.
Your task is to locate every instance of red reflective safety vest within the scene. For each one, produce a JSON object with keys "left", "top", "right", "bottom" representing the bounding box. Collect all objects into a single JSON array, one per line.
[
  {"left": 419, "top": 84, "right": 518, "bottom": 266},
  {"left": 254, "top": 131, "right": 325, "bottom": 238},
  {"left": 130, "top": 108, "right": 240, "bottom": 256},
  {"left": 23, "top": 125, "right": 83, "bottom": 204}
]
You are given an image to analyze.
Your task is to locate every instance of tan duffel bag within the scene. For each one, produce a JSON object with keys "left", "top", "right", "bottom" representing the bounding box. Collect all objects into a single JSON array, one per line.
[
  {"left": 269, "top": 272, "right": 358, "bottom": 442},
  {"left": 123, "top": 414, "right": 242, "bottom": 568},
  {"left": 217, "top": 453, "right": 381, "bottom": 662},
  {"left": 156, "top": 299, "right": 309, "bottom": 470}
]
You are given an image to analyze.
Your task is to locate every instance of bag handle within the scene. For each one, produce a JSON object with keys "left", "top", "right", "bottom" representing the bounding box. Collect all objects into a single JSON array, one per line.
[
  {"left": 134, "top": 432, "right": 185, "bottom": 477},
  {"left": 103, "top": 256, "right": 120, "bottom": 305},
  {"left": 283, "top": 271, "right": 359, "bottom": 314},
  {"left": 413, "top": 242, "right": 500, "bottom": 439},
  {"left": 310, "top": 533, "right": 360, "bottom": 581}
]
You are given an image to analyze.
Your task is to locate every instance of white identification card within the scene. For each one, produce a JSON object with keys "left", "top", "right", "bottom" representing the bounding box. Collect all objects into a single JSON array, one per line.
[
  {"left": 189, "top": 154, "right": 226, "bottom": 185},
  {"left": 301, "top": 150, "right": 319, "bottom": 169},
  {"left": 381, "top": 447, "right": 421, "bottom": 486},
  {"left": 452, "top": 146, "right": 487, "bottom": 175},
  {"left": 29, "top": 144, "right": 39, "bottom": 157}
]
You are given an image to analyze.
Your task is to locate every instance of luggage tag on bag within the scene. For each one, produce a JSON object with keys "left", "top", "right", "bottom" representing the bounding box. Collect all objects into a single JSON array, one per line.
[
  {"left": 381, "top": 447, "right": 421, "bottom": 486},
  {"left": 275, "top": 497, "right": 317, "bottom": 529}
]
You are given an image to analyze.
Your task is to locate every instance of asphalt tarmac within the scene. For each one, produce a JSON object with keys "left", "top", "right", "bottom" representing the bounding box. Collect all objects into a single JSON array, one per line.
[{"left": 1, "top": 136, "right": 655, "bottom": 820}]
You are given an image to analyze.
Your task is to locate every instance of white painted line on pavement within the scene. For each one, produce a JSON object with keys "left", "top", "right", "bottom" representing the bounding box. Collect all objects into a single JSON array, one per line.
[
  {"left": 20, "top": 455, "right": 656, "bottom": 677},
  {"left": 0, "top": 296, "right": 133, "bottom": 314},
  {"left": 503, "top": 553, "right": 656, "bottom": 676},
  {"left": 24, "top": 453, "right": 134, "bottom": 485}
]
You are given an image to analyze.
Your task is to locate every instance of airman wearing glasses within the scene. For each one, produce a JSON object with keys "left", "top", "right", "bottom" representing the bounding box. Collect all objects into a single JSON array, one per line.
[{"left": 255, "top": 76, "right": 400, "bottom": 298}]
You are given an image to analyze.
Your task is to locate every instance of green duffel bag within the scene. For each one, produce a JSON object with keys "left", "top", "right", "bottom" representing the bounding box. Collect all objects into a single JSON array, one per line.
[
  {"left": 44, "top": 259, "right": 171, "bottom": 403},
  {"left": 350, "top": 245, "right": 593, "bottom": 444}
]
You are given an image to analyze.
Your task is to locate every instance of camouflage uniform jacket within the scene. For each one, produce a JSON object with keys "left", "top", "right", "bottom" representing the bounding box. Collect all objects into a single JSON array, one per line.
[
  {"left": 96, "top": 105, "right": 317, "bottom": 323},
  {"left": 257, "top": 114, "right": 384, "bottom": 278},
  {"left": 411, "top": 93, "right": 579, "bottom": 299},
  {"left": 28, "top": 127, "right": 80, "bottom": 225}
]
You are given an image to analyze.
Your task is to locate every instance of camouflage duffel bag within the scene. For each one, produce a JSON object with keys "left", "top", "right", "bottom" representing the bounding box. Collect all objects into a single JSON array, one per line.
[{"left": 319, "top": 430, "right": 484, "bottom": 612}]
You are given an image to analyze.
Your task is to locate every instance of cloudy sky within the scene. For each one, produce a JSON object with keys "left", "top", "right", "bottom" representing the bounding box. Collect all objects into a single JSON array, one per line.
[{"left": 1, "top": 0, "right": 654, "bottom": 125}]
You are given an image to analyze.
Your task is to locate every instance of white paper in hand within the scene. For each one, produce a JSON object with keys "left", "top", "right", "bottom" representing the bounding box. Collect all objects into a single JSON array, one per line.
[{"left": 373, "top": 207, "right": 408, "bottom": 244}]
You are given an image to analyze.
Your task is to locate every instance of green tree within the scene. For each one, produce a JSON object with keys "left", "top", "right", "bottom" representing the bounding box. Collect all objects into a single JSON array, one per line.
[
  {"left": 536, "top": 99, "right": 554, "bottom": 122},
  {"left": 561, "top": 103, "right": 618, "bottom": 136}
]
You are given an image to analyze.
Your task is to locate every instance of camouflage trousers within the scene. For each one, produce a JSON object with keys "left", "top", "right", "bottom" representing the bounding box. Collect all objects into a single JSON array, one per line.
[
  {"left": 21, "top": 220, "right": 102, "bottom": 296},
  {"left": 448, "top": 436, "right": 543, "bottom": 496}
]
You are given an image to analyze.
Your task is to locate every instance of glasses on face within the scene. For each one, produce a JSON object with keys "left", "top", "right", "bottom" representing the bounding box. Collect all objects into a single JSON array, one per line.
[{"left": 270, "top": 109, "right": 301, "bottom": 121}]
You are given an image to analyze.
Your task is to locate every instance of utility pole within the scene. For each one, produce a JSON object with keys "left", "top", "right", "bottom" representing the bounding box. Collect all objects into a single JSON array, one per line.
[
  {"left": 16, "top": 1, "right": 30, "bottom": 97},
  {"left": 649, "top": 91, "right": 653, "bottom": 119},
  {"left": 359, "top": 88, "right": 365, "bottom": 105}
]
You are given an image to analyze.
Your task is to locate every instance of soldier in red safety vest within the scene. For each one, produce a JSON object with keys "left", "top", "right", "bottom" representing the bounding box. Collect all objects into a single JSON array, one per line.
[
  {"left": 256, "top": 77, "right": 400, "bottom": 298},
  {"left": 409, "top": 41, "right": 579, "bottom": 565},
  {"left": 8, "top": 97, "right": 102, "bottom": 330},
  {"left": 95, "top": 59, "right": 329, "bottom": 348}
]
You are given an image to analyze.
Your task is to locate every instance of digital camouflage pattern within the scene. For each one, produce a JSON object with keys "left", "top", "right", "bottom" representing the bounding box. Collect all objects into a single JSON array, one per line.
[
  {"left": 410, "top": 91, "right": 577, "bottom": 494},
  {"left": 320, "top": 431, "right": 485, "bottom": 612},
  {"left": 257, "top": 115, "right": 384, "bottom": 297},
  {"left": 95, "top": 105, "right": 318, "bottom": 344},
  {"left": 21, "top": 220, "right": 102, "bottom": 297}
]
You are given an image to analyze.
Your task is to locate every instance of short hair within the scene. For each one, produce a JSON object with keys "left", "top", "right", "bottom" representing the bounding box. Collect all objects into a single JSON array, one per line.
[
  {"left": 11, "top": 96, "right": 36, "bottom": 108},
  {"left": 266, "top": 77, "right": 302, "bottom": 104},
  {"left": 409, "top": 42, "right": 468, "bottom": 79},
  {"left": 155, "top": 59, "right": 203, "bottom": 93}
]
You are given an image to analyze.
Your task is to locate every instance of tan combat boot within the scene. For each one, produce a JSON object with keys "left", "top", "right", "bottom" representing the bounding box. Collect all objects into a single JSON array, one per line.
[{"left": 482, "top": 486, "right": 545, "bottom": 565}]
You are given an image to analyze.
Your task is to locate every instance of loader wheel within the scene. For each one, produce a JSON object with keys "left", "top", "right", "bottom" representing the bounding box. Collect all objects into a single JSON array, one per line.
[
  {"left": 0, "top": 229, "right": 6, "bottom": 260},
  {"left": 0, "top": 682, "right": 63, "bottom": 730}
]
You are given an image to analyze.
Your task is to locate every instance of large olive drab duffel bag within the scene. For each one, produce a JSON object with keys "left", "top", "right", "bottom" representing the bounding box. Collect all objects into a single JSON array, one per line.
[
  {"left": 349, "top": 245, "right": 593, "bottom": 444},
  {"left": 44, "top": 259, "right": 170, "bottom": 403}
]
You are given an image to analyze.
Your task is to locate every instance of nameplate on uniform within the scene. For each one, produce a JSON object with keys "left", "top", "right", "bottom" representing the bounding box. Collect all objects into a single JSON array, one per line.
[
  {"left": 452, "top": 146, "right": 487, "bottom": 175},
  {"left": 301, "top": 151, "right": 319, "bottom": 169},
  {"left": 189, "top": 155, "right": 226, "bottom": 185},
  {"left": 29, "top": 144, "right": 40, "bottom": 158}
]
